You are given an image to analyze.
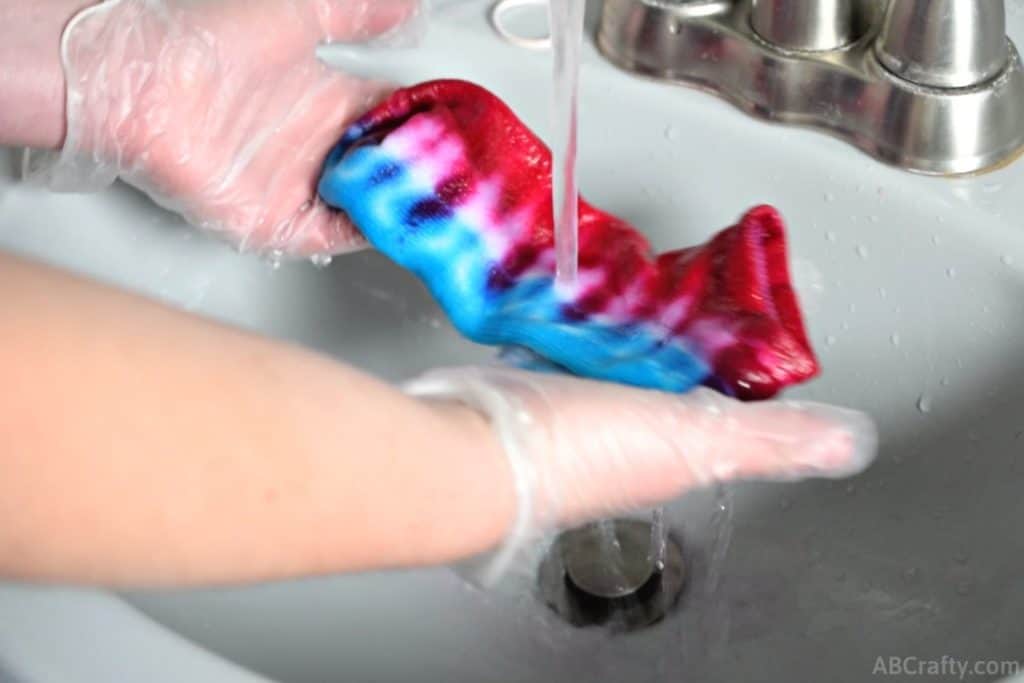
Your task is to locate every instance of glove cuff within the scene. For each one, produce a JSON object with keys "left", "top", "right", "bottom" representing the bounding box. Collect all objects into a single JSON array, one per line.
[
  {"left": 23, "top": 0, "right": 131, "bottom": 192},
  {"left": 404, "top": 366, "right": 549, "bottom": 586}
]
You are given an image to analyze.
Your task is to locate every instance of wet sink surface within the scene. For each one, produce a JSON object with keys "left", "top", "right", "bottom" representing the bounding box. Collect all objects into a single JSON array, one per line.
[{"left": 2, "top": 2, "right": 1024, "bottom": 682}]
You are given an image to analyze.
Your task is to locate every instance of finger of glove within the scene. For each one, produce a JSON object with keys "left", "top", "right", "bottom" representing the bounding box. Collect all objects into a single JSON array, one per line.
[{"left": 408, "top": 368, "right": 878, "bottom": 525}]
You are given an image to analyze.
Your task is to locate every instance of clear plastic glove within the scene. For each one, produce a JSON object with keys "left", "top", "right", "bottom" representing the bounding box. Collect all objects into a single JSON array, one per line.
[
  {"left": 24, "top": 0, "right": 419, "bottom": 257},
  {"left": 406, "top": 366, "right": 877, "bottom": 584}
]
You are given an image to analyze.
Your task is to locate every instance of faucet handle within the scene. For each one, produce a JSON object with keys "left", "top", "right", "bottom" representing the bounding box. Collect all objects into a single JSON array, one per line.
[
  {"left": 875, "top": 0, "right": 1009, "bottom": 88},
  {"left": 751, "top": 0, "right": 858, "bottom": 52}
]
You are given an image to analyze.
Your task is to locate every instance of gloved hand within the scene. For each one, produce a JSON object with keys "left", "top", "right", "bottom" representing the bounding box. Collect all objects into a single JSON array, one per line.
[
  {"left": 25, "top": 0, "right": 419, "bottom": 257},
  {"left": 406, "top": 366, "right": 877, "bottom": 584}
]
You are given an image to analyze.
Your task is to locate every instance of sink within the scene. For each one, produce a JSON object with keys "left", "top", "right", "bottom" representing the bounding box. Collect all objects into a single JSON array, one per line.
[{"left": 2, "top": 1, "right": 1024, "bottom": 681}]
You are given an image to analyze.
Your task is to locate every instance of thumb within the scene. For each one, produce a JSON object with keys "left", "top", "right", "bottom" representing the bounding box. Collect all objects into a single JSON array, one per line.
[
  {"left": 678, "top": 392, "right": 879, "bottom": 484},
  {"left": 533, "top": 382, "right": 879, "bottom": 521},
  {"left": 308, "top": 0, "right": 422, "bottom": 43}
]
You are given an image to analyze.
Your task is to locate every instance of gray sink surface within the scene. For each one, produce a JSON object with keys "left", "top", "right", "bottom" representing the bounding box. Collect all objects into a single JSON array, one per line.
[{"left": 1, "top": 2, "right": 1023, "bottom": 681}]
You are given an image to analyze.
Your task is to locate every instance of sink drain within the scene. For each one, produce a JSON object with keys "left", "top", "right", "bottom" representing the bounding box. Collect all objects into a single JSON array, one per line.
[{"left": 537, "top": 519, "right": 687, "bottom": 632}]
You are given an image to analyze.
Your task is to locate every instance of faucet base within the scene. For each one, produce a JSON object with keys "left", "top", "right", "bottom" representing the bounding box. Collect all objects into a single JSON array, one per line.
[{"left": 597, "top": 0, "right": 1024, "bottom": 176}]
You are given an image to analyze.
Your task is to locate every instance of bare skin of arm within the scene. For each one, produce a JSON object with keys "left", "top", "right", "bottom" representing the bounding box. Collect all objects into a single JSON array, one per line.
[{"left": 0, "top": 252, "right": 515, "bottom": 587}]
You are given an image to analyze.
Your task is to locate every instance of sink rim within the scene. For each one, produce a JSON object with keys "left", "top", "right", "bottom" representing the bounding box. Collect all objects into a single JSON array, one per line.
[{"left": 0, "top": 586, "right": 268, "bottom": 683}]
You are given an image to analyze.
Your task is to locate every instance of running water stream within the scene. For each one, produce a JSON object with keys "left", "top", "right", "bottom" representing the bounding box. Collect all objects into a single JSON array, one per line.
[
  {"left": 548, "top": 0, "right": 671, "bottom": 583},
  {"left": 549, "top": 0, "right": 584, "bottom": 288}
]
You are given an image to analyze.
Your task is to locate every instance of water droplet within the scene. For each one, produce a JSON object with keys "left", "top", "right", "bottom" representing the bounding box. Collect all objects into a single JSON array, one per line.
[
  {"left": 903, "top": 567, "right": 919, "bottom": 583},
  {"left": 824, "top": 192, "right": 836, "bottom": 203},
  {"left": 946, "top": 267, "right": 957, "bottom": 278},
  {"left": 878, "top": 287, "right": 888, "bottom": 299},
  {"left": 868, "top": 215, "right": 879, "bottom": 223},
  {"left": 840, "top": 321, "right": 850, "bottom": 331},
  {"left": 826, "top": 335, "right": 838, "bottom": 346},
  {"left": 940, "top": 377, "right": 950, "bottom": 387},
  {"left": 845, "top": 484, "right": 857, "bottom": 496},
  {"left": 890, "top": 333, "right": 901, "bottom": 346},
  {"left": 917, "top": 394, "right": 933, "bottom": 413},
  {"left": 848, "top": 303, "right": 857, "bottom": 313},
  {"left": 1003, "top": 254, "right": 1015, "bottom": 266},
  {"left": 310, "top": 254, "right": 333, "bottom": 268},
  {"left": 826, "top": 231, "right": 838, "bottom": 242},
  {"left": 668, "top": 19, "right": 682, "bottom": 34},
  {"left": 936, "top": 215, "right": 947, "bottom": 224},
  {"left": 932, "top": 234, "right": 942, "bottom": 246},
  {"left": 267, "top": 250, "right": 285, "bottom": 271},
  {"left": 664, "top": 125, "right": 680, "bottom": 141},
  {"left": 856, "top": 245, "right": 870, "bottom": 259}
]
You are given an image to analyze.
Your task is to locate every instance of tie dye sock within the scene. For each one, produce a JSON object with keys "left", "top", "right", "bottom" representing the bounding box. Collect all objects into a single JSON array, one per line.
[{"left": 319, "top": 80, "right": 818, "bottom": 399}]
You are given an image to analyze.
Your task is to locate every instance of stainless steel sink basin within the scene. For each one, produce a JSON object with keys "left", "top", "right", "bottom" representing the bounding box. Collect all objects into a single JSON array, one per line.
[{"left": 1, "top": 1, "right": 1023, "bottom": 681}]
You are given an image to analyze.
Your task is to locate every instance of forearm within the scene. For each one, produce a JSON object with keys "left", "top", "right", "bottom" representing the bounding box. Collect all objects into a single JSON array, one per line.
[
  {"left": 0, "top": 253, "right": 514, "bottom": 587},
  {"left": 0, "top": 0, "right": 97, "bottom": 149}
]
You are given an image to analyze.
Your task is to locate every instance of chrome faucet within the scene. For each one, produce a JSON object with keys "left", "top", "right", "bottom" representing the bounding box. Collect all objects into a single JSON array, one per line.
[{"left": 597, "top": 0, "right": 1024, "bottom": 175}]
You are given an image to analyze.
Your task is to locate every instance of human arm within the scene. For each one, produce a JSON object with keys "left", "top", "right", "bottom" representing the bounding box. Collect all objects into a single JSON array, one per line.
[
  {"left": 0, "top": 251, "right": 515, "bottom": 586},
  {"left": 0, "top": 252, "right": 875, "bottom": 588}
]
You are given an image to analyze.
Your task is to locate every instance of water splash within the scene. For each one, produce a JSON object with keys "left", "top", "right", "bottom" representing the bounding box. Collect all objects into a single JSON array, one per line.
[{"left": 701, "top": 485, "right": 734, "bottom": 657}]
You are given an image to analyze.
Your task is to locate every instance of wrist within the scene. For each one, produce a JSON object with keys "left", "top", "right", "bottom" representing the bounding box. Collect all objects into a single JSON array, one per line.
[
  {"left": 0, "top": 0, "right": 100, "bottom": 149},
  {"left": 419, "top": 397, "right": 518, "bottom": 556}
]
